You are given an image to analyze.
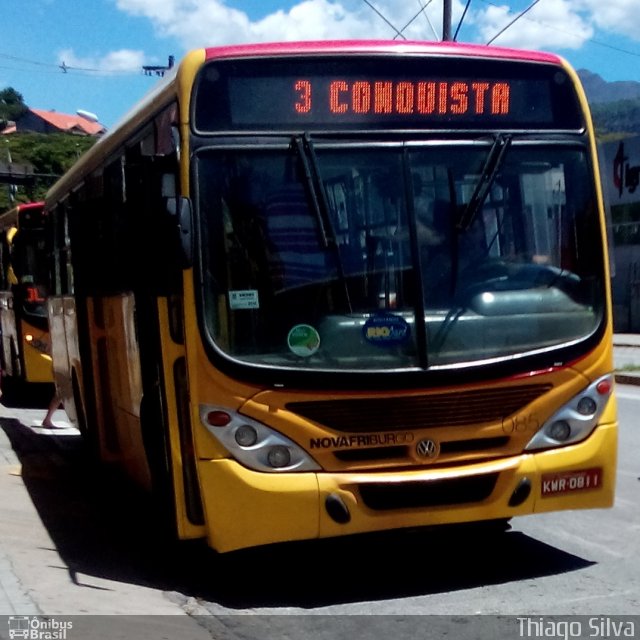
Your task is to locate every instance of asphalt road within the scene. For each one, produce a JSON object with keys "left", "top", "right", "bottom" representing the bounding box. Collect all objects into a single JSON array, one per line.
[{"left": 0, "top": 384, "right": 638, "bottom": 639}]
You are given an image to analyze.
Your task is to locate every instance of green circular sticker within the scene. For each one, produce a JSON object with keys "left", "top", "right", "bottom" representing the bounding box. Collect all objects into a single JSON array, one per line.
[{"left": 287, "top": 324, "right": 320, "bottom": 357}]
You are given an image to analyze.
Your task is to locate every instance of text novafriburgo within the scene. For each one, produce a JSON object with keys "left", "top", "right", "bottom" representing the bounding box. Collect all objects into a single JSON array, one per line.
[{"left": 517, "top": 617, "right": 635, "bottom": 639}]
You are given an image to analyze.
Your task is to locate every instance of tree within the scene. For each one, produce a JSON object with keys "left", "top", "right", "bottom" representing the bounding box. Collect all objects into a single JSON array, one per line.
[
  {"left": 0, "top": 87, "right": 28, "bottom": 128},
  {"left": 0, "top": 133, "right": 97, "bottom": 211}
]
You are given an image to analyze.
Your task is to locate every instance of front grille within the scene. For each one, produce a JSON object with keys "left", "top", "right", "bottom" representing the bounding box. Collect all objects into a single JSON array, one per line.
[
  {"left": 359, "top": 473, "right": 499, "bottom": 511},
  {"left": 287, "top": 384, "right": 551, "bottom": 432},
  {"left": 333, "top": 446, "right": 408, "bottom": 462},
  {"left": 440, "top": 436, "right": 510, "bottom": 454},
  {"left": 332, "top": 437, "right": 510, "bottom": 463}
]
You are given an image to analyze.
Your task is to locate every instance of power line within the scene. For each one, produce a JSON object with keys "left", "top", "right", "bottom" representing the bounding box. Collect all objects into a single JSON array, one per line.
[
  {"left": 0, "top": 51, "right": 141, "bottom": 77},
  {"left": 454, "top": 0, "right": 472, "bottom": 42},
  {"left": 361, "top": 0, "right": 406, "bottom": 39},
  {"left": 363, "top": 0, "right": 442, "bottom": 40},
  {"left": 393, "top": 1, "right": 438, "bottom": 41},
  {"left": 361, "top": 0, "right": 640, "bottom": 64},
  {"left": 486, "top": 0, "right": 542, "bottom": 45},
  {"left": 417, "top": 0, "right": 440, "bottom": 40},
  {"left": 477, "top": 0, "right": 640, "bottom": 60},
  {"left": 0, "top": 53, "right": 57, "bottom": 69}
]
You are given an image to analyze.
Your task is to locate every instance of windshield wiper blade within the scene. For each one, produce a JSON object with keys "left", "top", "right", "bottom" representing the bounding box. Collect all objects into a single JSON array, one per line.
[
  {"left": 293, "top": 133, "right": 353, "bottom": 312},
  {"left": 292, "top": 135, "right": 330, "bottom": 248},
  {"left": 457, "top": 134, "right": 512, "bottom": 232}
]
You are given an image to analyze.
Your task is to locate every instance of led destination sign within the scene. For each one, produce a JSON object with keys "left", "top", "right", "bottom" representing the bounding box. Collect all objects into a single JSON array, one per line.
[
  {"left": 293, "top": 79, "right": 511, "bottom": 118},
  {"left": 194, "top": 57, "right": 584, "bottom": 132}
]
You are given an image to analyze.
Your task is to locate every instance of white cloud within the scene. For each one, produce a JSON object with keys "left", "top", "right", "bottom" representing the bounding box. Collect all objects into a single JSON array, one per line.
[
  {"left": 109, "top": 0, "right": 640, "bottom": 58},
  {"left": 113, "top": 0, "right": 449, "bottom": 48},
  {"left": 57, "top": 48, "right": 147, "bottom": 74},
  {"left": 578, "top": 0, "right": 640, "bottom": 40},
  {"left": 251, "top": 1, "right": 370, "bottom": 41},
  {"left": 115, "top": 0, "right": 251, "bottom": 44},
  {"left": 470, "top": 1, "right": 594, "bottom": 50}
]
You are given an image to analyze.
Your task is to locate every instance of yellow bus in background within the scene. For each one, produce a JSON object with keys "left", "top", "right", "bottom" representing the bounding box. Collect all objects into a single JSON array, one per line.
[
  {"left": 0, "top": 201, "right": 53, "bottom": 395},
  {"left": 44, "top": 41, "right": 616, "bottom": 553}
]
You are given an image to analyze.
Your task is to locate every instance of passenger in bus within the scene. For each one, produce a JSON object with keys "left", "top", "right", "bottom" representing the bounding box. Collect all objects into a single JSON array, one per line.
[{"left": 262, "top": 184, "right": 330, "bottom": 291}]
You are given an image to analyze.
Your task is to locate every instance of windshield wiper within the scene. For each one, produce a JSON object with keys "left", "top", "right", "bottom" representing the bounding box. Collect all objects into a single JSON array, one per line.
[
  {"left": 292, "top": 135, "right": 330, "bottom": 248},
  {"left": 292, "top": 133, "right": 352, "bottom": 311},
  {"left": 456, "top": 134, "right": 512, "bottom": 233},
  {"left": 433, "top": 137, "right": 511, "bottom": 353}
]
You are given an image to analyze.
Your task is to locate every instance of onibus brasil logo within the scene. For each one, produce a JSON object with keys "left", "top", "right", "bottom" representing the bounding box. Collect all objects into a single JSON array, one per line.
[{"left": 8, "top": 616, "right": 73, "bottom": 640}]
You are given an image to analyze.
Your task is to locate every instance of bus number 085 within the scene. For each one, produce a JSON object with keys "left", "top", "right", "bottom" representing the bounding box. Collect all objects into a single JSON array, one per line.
[{"left": 502, "top": 414, "right": 539, "bottom": 434}]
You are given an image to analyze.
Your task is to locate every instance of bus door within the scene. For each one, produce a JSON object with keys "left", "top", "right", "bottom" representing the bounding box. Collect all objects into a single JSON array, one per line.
[
  {"left": 0, "top": 292, "right": 18, "bottom": 377},
  {"left": 47, "top": 204, "right": 82, "bottom": 425},
  {"left": 48, "top": 294, "right": 78, "bottom": 414},
  {"left": 0, "top": 226, "right": 19, "bottom": 377},
  {"left": 69, "top": 161, "right": 152, "bottom": 489}
]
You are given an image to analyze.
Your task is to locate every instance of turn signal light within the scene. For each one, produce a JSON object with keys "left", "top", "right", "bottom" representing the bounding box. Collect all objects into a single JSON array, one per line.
[{"left": 206, "top": 410, "right": 232, "bottom": 427}]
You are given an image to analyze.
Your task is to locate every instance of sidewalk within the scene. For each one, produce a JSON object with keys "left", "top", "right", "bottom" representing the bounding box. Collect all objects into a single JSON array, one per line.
[
  {"left": 613, "top": 333, "right": 640, "bottom": 385},
  {"left": 0, "top": 404, "right": 214, "bottom": 637},
  {"left": 0, "top": 336, "right": 638, "bottom": 621},
  {"left": 613, "top": 333, "right": 640, "bottom": 348}
]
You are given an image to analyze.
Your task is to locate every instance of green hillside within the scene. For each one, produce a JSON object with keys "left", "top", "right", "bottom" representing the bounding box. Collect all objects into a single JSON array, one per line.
[
  {"left": 0, "top": 133, "right": 95, "bottom": 211},
  {"left": 590, "top": 99, "right": 640, "bottom": 140},
  {"left": 0, "top": 87, "right": 97, "bottom": 212}
]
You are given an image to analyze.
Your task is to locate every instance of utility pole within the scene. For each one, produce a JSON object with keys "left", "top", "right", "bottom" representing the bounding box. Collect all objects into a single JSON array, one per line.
[
  {"left": 442, "top": 0, "right": 452, "bottom": 41},
  {"left": 142, "top": 55, "right": 175, "bottom": 78}
]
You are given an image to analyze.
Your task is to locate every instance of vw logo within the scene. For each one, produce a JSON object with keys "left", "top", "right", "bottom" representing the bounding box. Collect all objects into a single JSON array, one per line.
[{"left": 416, "top": 438, "right": 439, "bottom": 459}]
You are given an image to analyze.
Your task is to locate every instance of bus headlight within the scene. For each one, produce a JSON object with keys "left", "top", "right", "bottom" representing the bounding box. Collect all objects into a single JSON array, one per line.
[
  {"left": 235, "top": 424, "right": 258, "bottom": 447},
  {"left": 200, "top": 404, "right": 321, "bottom": 473},
  {"left": 525, "top": 374, "right": 614, "bottom": 451},
  {"left": 546, "top": 420, "right": 572, "bottom": 442},
  {"left": 267, "top": 445, "right": 292, "bottom": 469}
]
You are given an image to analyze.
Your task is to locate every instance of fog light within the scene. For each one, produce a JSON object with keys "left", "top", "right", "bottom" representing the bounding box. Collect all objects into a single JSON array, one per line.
[
  {"left": 546, "top": 420, "right": 571, "bottom": 441},
  {"left": 576, "top": 396, "right": 597, "bottom": 416},
  {"left": 235, "top": 424, "right": 258, "bottom": 447},
  {"left": 267, "top": 445, "right": 291, "bottom": 468}
]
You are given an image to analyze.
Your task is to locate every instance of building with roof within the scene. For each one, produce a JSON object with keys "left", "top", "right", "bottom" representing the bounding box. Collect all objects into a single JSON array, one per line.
[{"left": 9, "top": 108, "right": 105, "bottom": 136}]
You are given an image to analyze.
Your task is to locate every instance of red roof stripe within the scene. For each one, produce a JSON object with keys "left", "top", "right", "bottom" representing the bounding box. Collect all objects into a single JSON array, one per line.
[{"left": 204, "top": 40, "right": 563, "bottom": 65}]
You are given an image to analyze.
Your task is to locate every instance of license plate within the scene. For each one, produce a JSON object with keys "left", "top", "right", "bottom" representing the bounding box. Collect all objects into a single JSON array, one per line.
[{"left": 541, "top": 468, "right": 602, "bottom": 497}]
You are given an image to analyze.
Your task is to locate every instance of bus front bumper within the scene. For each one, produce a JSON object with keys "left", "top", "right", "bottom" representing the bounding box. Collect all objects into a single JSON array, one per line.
[{"left": 197, "top": 423, "right": 616, "bottom": 553}]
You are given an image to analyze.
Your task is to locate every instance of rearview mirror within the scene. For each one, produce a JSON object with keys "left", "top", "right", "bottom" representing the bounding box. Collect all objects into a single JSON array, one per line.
[{"left": 166, "top": 196, "right": 193, "bottom": 268}]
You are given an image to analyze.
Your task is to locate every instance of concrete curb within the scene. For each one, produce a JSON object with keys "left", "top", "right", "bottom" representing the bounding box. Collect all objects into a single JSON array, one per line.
[{"left": 615, "top": 373, "right": 640, "bottom": 386}]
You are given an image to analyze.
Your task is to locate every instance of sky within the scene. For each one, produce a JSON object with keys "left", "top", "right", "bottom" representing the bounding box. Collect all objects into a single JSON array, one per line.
[{"left": 2, "top": 0, "right": 640, "bottom": 129}]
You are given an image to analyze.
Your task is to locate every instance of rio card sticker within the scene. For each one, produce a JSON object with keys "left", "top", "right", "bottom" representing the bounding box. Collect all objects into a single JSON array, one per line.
[
  {"left": 287, "top": 324, "right": 321, "bottom": 357},
  {"left": 363, "top": 313, "right": 410, "bottom": 346},
  {"left": 229, "top": 290, "right": 259, "bottom": 310}
]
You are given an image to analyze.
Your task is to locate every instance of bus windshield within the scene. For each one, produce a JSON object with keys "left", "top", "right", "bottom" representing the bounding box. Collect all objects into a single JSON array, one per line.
[
  {"left": 197, "top": 140, "right": 604, "bottom": 371},
  {"left": 10, "top": 225, "right": 49, "bottom": 321}
]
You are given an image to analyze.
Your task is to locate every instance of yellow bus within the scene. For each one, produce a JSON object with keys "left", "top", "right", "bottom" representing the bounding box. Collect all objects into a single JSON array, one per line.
[
  {"left": 44, "top": 41, "right": 617, "bottom": 553},
  {"left": 0, "top": 201, "right": 54, "bottom": 394}
]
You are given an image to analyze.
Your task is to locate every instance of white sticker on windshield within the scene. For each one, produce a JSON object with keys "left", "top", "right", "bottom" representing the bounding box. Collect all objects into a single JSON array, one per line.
[{"left": 229, "top": 290, "right": 260, "bottom": 310}]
